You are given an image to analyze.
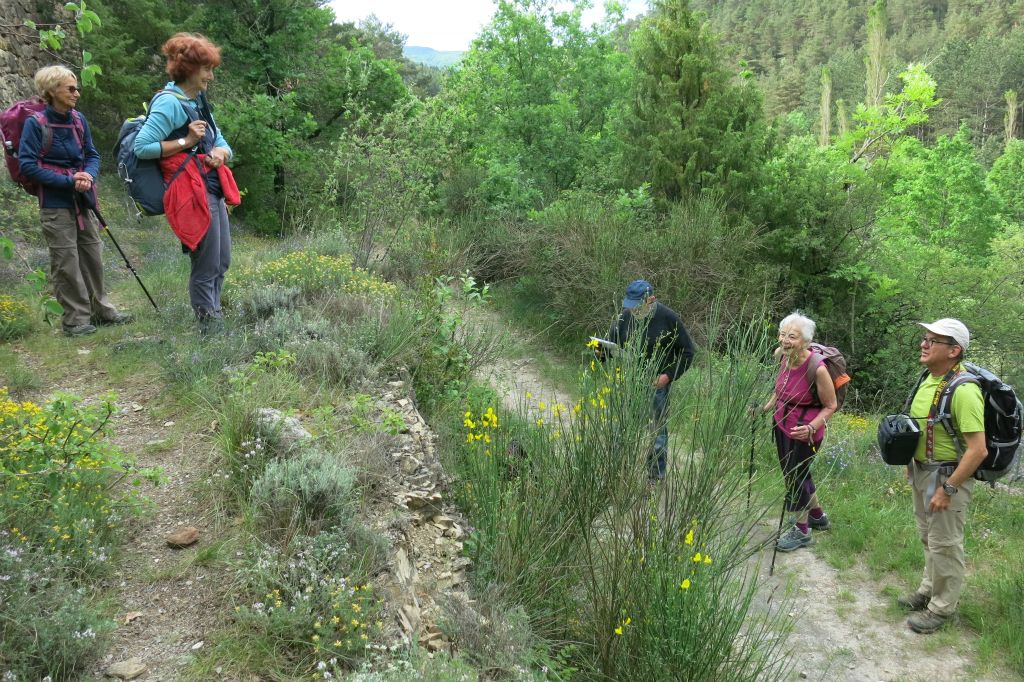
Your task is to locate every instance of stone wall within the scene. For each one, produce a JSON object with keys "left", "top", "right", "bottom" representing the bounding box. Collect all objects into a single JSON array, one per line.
[{"left": 0, "top": 1, "right": 76, "bottom": 104}]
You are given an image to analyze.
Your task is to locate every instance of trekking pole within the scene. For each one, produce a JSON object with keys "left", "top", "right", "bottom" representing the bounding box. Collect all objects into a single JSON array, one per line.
[
  {"left": 77, "top": 194, "right": 159, "bottom": 311},
  {"left": 768, "top": 496, "right": 786, "bottom": 576},
  {"left": 747, "top": 410, "right": 757, "bottom": 510}
]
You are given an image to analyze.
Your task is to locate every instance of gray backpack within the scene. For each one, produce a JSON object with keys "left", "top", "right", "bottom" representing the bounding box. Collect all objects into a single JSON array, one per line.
[{"left": 113, "top": 90, "right": 197, "bottom": 217}]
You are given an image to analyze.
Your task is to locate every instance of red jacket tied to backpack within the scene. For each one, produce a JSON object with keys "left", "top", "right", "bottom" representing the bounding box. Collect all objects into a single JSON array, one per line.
[{"left": 160, "top": 152, "right": 240, "bottom": 251}]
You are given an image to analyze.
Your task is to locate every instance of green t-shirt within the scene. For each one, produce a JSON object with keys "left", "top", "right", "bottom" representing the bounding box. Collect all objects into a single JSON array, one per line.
[{"left": 909, "top": 368, "right": 985, "bottom": 463}]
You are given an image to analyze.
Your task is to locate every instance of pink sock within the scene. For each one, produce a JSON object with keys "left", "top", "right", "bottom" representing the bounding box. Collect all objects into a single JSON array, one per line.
[
  {"left": 796, "top": 522, "right": 809, "bottom": 534},
  {"left": 809, "top": 508, "right": 824, "bottom": 520}
]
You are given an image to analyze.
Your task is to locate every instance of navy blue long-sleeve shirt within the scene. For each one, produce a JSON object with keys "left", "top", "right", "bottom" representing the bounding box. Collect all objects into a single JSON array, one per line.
[
  {"left": 608, "top": 303, "right": 696, "bottom": 383},
  {"left": 18, "top": 107, "right": 100, "bottom": 209}
]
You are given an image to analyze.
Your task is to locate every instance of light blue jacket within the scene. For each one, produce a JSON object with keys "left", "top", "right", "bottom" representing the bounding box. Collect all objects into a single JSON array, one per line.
[{"left": 133, "top": 82, "right": 232, "bottom": 160}]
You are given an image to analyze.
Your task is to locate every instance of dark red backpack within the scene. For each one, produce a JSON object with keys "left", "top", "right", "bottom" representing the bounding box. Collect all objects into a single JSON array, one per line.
[
  {"left": 1, "top": 97, "right": 85, "bottom": 196},
  {"left": 806, "top": 342, "right": 851, "bottom": 410}
]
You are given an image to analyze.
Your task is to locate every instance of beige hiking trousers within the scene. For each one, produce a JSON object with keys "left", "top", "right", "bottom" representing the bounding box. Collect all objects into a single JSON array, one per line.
[
  {"left": 40, "top": 208, "right": 119, "bottom": 328},
  {"left": 910, "top": 460, "right": 974, "bottom": 616}
]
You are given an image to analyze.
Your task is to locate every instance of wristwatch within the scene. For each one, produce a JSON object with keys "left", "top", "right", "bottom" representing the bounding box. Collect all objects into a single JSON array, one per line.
[
  {"left": 176, "top": 138, "right": 187, "bottom": 148},
  {"left": 942, "top": 482, "right": 958, "bottom": 496}
]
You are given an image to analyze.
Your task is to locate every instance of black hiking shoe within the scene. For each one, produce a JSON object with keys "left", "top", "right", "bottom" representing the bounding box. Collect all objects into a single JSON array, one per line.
[
  {"left": 897, "top": 592, "right": 930, "bottom": 611},
  {"left": 63, "top": 323, "right": 97, "bottom": 337},
  {"left": 907, "top": 609, "right": 949, "bottom": 634},
  {"left": 808, "top": 513, "right": 831, "bottom": 531}
]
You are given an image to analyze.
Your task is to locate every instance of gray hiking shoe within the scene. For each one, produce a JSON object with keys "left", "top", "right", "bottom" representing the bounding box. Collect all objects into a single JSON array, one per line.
[
  {"left": 808, "top": 513, "right": 831, "bottom": 531},
  {"left": 63, "top": 323, "right": 97, "bottom": 337},
  {"left": 907, "top": 609, "right": 949, "bottom": 634},
  {"left": 897, "top": 592, "right": 930, "bottom": 611},
  {"left": 94, "top": 312, "right": 133, "bottom": 326},
  {"left": 776, "top": 525, "right": 811, "bottom": 552}
]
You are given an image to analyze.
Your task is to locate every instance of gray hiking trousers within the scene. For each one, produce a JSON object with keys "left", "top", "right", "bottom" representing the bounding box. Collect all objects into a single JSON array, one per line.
[{"left": 188, "top": 192, "right": 231, "bottom": 319}]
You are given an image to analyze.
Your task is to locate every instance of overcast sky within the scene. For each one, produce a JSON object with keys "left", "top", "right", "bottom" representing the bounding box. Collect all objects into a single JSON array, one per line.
[{"left": 328, "top": 1, "right": 649, "bottom": 52}]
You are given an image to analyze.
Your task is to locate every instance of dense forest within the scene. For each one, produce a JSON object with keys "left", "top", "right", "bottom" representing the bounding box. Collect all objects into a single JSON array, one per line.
[{"left": 5, "top": 0, "right": 1023, "bottom": 399}]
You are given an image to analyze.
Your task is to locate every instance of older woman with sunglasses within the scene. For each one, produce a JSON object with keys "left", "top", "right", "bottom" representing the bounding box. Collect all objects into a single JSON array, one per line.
[{"left": 18, "top": 65, "right": 130, "bottom": 336}]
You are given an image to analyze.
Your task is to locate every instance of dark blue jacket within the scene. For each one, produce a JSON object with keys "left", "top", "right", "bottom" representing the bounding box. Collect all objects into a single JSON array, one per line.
[
  {"left": 608, "top": 302, "right": 696, "bottom": 383},
  {"left": 17, "top": 107, "right": 100, "bottom": 209}
]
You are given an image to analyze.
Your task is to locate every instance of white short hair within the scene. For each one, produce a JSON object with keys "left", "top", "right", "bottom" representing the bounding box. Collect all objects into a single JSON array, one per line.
[
  {"left": 34, "top": 65, "right": 76, "bottom": 104},
  {"left": 779, "top": 311, "right": 815, "bottom": 342}
]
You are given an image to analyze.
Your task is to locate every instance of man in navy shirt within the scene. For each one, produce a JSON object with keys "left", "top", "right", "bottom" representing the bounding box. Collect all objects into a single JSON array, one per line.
[{"left": 604, "top": 279, "right": 696, "bottom": 481}]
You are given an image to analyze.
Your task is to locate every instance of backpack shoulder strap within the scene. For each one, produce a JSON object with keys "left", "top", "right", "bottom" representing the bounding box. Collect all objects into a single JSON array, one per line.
[
  {"left": 935, "top": 371, "right": 981, "bottom": 455},
  {"left": 32, "top": 111, "right": 54, "bottom": 158},
  {"left": 901, "top": 368, "right": 930, "bottom": 414},
  {"left": 68, "top": 109, "right": 85, "bottom": 147}
]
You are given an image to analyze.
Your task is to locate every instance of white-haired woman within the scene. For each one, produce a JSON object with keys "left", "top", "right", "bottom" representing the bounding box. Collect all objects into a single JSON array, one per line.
[
  {"left": 761, "top": 311, "right": 838, "bottom": 552},
  {"left": 18, "top": 65, "right": 129, "bottom": 336}
]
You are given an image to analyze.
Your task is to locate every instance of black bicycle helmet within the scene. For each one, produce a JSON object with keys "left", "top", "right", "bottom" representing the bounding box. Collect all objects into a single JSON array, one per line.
[{"left": 878, "top": 413, "right": 921, "bottom": 465}]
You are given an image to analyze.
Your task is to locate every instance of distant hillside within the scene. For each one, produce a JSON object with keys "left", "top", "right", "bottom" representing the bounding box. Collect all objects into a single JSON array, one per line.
[
  {"left": 690, "top": 0, "right": 1024, "bottom": 151},
  {"left": 404, "top": 46, "right": 464, "bottom": 68}
]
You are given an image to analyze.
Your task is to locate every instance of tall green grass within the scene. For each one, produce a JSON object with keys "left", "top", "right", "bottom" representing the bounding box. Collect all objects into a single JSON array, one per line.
[
  {"left": 445, "top": 310, "right": 794, "bottom": 680},
  {"left": 810, "top": 411, "right": 1024, "bottom": 677}
]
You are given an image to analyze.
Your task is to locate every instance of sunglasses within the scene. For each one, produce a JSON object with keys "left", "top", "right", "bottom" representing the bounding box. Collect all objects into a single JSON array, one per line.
[{"left": 65, "top": 85, "right": 80, "bottom": 94}]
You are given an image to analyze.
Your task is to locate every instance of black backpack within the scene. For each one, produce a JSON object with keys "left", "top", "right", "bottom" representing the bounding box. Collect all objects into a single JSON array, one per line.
[
  {"left": 903, "top": 362, "right": 1022, "bottom": 482},
  {"left": 113, "top": 89, "right": 197, "bottom": 217}
]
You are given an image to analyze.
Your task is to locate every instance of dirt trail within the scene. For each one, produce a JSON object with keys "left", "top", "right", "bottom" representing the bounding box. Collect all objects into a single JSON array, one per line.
[
  {"left": 471, "top": 314, "right": 1011, "bottom": 682},
  {"left": 8, "top": 341, "right": 227, "bottom": 681}
]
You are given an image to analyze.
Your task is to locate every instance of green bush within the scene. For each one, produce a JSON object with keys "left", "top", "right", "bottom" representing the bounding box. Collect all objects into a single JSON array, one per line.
[
  {"left": 0, "top": 388, "right": 154, "bottom": 573},
  {"left": 249, "top": 449, "right": 356, "bottom": 540},
  {"left": 214, "top": 352, "right": 309, "bottom": 501},
  {"left": 0, "top": 294, "right": 33, "bottom": 341},
  {"left": 231, "top": 284, "right": 302, "bottom": 324},
  {"left": 230, "top": 530, "right": 382, "bottom": 674},
  {"left": 0, "top": 534, "right": 116, "bottom": 681},
  {"left": 286, "top": 336, "right": 378, "bottom": 389},
  {"left": 227, "top": 251, "right": 397, "bottom": 300}
]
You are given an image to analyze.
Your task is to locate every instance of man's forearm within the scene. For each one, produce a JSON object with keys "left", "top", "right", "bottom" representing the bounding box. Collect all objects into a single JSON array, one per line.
[{"left": 947, "top": 442, "right": 987, "bottom": 487}]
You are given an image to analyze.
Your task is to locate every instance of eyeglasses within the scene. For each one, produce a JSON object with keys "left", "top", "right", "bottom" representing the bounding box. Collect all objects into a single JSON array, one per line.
[
  {"left": 921, "top": 336, "right": 956, "bottom": 348},
  {"left": 65, "top": 85, "right": 80, "bottom": 94}
]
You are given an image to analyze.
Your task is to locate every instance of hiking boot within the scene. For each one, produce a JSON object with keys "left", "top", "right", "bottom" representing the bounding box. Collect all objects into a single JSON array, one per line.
[
  {"left": 197, "top": 316, "right": 224, "bottom": 336},
  {"left": 63, "top": 323, "right": 97, "bottom": 337},
  {"left": 94, "top": 312, "right": 133, "bottom": 326},
  {"left": 808, "top": 513, "right": 831, "bottom": 531},
  {"left": 897, "top": 591, "right": 930, "bottom": 611},
  {"left": 776, "top": 525, "right": 811, "bottom": 552},
  {"left": 907, "top": 609, "right": 949, "bottom": 634}
]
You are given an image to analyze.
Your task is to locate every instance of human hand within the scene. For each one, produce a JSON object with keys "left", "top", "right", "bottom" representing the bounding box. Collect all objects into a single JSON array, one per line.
[
  {"left": 203, "top": 147, "right": 229, "bottom": 169},
  {"left": 789, "top": 423, "right": 815, "bottom": 444},
  {"left": 186, "top": 119, "right": 207, "bottom": 146},
  {"left": 654, "top": 373, "right": 670, "bottom": 389},
  {"left": 73, "top": 171, "right": 93, "bottom": 193},
  {"left": 929, "top": 489, "right": 951, "bottom": 513}
]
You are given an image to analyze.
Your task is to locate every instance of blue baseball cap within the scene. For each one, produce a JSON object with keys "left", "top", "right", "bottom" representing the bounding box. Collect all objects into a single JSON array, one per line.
[{"left": 623, "top": 279, "right": 653, "bottom": 309}]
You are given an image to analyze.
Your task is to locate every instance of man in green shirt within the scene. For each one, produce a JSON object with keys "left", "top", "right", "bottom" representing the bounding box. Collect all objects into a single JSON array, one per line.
[{"left": 898, "top": 318, "right": 986, "bottom": 634}]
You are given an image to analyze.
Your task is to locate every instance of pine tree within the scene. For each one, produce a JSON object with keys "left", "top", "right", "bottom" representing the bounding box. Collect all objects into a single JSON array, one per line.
[{"left": 623, "top": 0, "right": 767, "bottom": 204}]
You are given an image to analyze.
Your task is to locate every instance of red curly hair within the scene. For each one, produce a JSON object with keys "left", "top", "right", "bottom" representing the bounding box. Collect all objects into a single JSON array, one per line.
[{"left": 162, "top": 33, "right": 222, "bottom": 82}]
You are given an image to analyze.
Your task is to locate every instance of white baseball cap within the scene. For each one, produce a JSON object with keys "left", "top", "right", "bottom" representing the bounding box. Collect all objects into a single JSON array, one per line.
[{"left": 918, "top": 318, "right": 970, "bottom": 351}]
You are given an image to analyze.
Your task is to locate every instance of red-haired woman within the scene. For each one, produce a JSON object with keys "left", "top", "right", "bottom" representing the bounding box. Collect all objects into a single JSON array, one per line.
[{"left": 133, "top": 33, "right": 236, "bottom": 334}]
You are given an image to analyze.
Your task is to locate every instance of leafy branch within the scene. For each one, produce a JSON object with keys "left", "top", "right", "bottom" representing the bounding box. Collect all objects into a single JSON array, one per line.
[
  {"left": 11, "top": 1, "right": 103, "bottom": 86},
  {"left": 0, "top": 229, "right": 63, "bottom": 324}
]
